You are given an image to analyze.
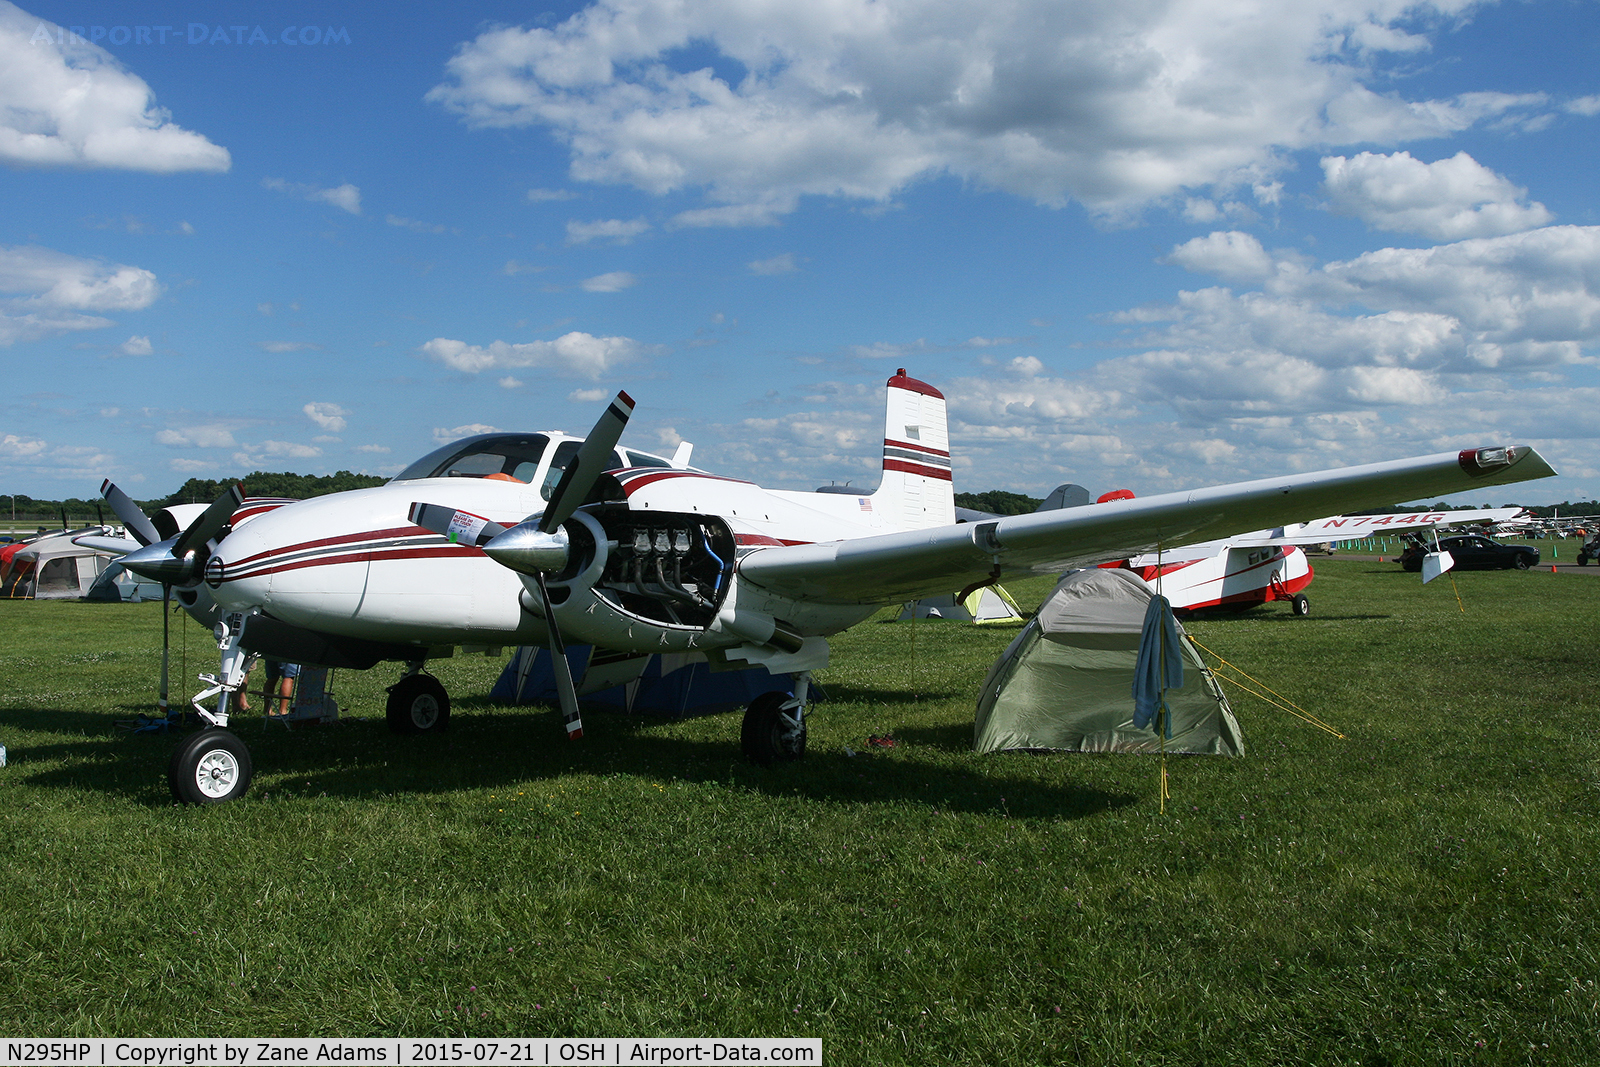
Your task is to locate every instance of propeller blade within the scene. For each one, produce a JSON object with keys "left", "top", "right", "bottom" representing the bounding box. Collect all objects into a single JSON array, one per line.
[
  {"left": 539, "top": 391, "right": 634, "bottom": 534},
  {"left": 100, "top": 480, "right": 160, "bottom": 547},
  {"left": 407, "top": 502, "right": 508, "bottom": 547},
  {"left": 534, "top": 571, "right": 583, "bottom": 739},
  {"left": 174, "top": 485, "right": 243, "bottom": 558}
]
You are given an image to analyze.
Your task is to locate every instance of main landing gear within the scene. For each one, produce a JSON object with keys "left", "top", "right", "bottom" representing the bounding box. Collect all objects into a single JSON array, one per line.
[
  {"left": 386, "top": 667, "right": 451, "bottom": 734},
  {"left": 741, "top": 671, "right": 813, "bottom": 766},
  {"left": 169, "top": 728, "right": 253, "bottom": 804}
]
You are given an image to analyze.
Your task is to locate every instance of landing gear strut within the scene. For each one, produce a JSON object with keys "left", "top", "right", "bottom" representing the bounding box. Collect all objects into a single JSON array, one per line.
[
  {"left": 167, "top": 612, "right": 256, "bottom": 804},
  {"left": 741, "top": 672, "right": 811, "bottom": 765}
]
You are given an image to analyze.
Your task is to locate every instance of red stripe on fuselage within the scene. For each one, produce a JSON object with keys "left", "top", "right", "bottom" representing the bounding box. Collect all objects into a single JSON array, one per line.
[
  {"left": 734, "top": 533, "right": 812, "bottom": 547},
  {"left": 218, "top": 543, "right": 483, "bottom": 582},
  {"left": 226, "top": 525, "right": 434, "bottom": 568},
  {"left": 615, "top": 469, "right": 754, "bottom": 495}
]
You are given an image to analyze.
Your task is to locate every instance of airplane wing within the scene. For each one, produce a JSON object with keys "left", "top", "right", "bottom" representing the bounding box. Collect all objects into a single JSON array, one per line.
[
  {"left": 737, "top": 445, "right": 1556, "bottom": 604},
  {"left": 1252, "top": 506, "right": 1526, "bottom": 544}
]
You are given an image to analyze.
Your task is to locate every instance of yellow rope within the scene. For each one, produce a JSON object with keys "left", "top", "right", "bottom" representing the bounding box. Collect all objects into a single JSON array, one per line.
[{"left": 1188, "top": 636, "right": 1347, "bottom": 740}]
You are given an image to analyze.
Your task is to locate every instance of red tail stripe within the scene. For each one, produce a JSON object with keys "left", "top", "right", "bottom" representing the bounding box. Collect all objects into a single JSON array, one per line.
[
  {"left": 883, "top": 459, "right": 953, "bottom": 481},
  {"left": 882, "top": 438, "right": 950, "bottom": 458}
]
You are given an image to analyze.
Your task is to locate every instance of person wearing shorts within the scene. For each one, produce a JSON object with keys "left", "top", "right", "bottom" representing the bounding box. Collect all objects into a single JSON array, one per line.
[{"left": 266, "top": 659, "right": 301, "bottom": 717}]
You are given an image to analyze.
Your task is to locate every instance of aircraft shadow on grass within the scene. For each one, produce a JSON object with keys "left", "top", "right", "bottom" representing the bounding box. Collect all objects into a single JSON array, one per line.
[{"left": 11, "top": 702, "right": 1136, "bottom": 821}]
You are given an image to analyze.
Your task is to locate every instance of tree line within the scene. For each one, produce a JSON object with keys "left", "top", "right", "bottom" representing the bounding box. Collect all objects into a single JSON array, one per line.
[{"left": 4, "top": 470, "right": 388, "bottom": 524}]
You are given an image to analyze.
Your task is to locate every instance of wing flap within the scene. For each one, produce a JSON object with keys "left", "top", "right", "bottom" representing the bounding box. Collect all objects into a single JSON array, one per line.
[{"left": 737, "top": 445, "right": 1555, "bottom": 604}]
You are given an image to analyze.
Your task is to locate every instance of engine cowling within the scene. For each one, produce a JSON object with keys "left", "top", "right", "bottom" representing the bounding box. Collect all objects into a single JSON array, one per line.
[{"left": 525, "top": 505, "right": 738, "bottom": 652}]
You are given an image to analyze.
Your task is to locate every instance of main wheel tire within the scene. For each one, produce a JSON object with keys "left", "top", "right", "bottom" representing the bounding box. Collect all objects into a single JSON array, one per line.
[
  {"left": 740, "top": 690, "right": 806, "bottom": 766},
  {"left": 169, "top": 729, "right": 252, "bottom": 805},
  {"left": 387, "top": 674, "right": 450, "bottom": 734},
  {"left": 1291, "top": 593, "right": 1310, "bottom": 617}
]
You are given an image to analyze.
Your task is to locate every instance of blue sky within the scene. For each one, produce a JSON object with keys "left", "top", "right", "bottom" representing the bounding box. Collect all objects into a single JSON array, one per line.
[{"left": 2, "top": 0, "right": 1598, "bottom": 506}]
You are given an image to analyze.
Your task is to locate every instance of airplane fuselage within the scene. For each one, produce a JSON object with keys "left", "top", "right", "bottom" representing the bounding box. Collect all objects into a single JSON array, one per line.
[{"left": 209, "top": 469, "right": 896, "bottom": 656}]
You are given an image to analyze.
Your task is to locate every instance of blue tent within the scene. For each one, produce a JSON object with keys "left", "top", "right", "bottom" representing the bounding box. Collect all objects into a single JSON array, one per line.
[{"left": 491, "top": 645, "right": 790, "bottom": 719}]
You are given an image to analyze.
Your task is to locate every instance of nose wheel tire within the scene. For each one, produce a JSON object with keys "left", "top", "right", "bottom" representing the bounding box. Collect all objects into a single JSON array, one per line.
[
  {"left": 169, "top": 728, "right": 253, "bottom": 805},
  {"left": 387, "top": 674, "right": 450, "bottom": 734},
  {"left": 1291, "top": 593, "right": 1310, "bottom": 616},
  {"left": 741, "top": 690, "right": 806, "bottom": 766}
]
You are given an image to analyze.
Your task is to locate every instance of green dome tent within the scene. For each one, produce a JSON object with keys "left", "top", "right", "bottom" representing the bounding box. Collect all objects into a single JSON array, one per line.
[{"left": 974, "top": 568, "right": 1243, "bottom": 755}]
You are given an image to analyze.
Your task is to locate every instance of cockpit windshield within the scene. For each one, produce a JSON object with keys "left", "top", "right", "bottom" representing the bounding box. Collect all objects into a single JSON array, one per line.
[
  {"left": 391, "top": 431, "right": 678, "bottom": 497},
  {"left": 391, "top": 434, "right": 553, "bottom": 483}
]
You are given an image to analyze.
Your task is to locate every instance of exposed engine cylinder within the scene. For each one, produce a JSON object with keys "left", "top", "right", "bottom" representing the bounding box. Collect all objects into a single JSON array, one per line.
[{"left": 560, "top": 505, "right": 736, "bottom": 630}]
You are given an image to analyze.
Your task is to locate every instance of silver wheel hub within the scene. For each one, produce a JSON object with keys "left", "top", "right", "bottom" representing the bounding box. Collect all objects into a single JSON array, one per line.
[{"left": 195, "top": 749, "right": 239, "bottom": 798}]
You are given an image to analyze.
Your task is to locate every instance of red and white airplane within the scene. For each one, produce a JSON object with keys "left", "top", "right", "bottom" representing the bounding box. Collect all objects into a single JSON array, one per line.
[
  {"left": 109, "top": 370, "right": 1556, "bottom": 803},
  {"left": 1112, "top": 507, "right": 1526, "bottom": 616}
]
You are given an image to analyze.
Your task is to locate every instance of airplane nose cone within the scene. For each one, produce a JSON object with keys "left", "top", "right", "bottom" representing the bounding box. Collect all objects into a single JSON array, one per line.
[
  {"left": 207, "top": 523, "right": 272, "bottom": 612},
  {"left": 484, "top": 522, "right": 569, "bottom": 575}
]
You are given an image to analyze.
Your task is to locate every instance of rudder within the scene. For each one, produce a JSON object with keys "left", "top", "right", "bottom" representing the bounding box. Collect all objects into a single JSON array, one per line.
[{"left": 873, "top": 368, "right": 955, "bottom": 530}]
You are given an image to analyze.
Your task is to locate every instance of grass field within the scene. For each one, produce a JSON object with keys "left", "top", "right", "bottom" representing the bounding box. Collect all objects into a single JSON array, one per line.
[{"left": 1, "top": 559, "right": 1597, "bottom": 1064}]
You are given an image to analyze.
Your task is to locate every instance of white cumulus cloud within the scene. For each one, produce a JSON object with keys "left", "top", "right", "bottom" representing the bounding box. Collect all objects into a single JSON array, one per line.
[
  {"left": 420, "top": 331, "right": 644, "bottom": 378},
  {"left": 0, "top": 3, "right": 231, "bottom": 172},
  {"left": 0, "top": 244, "right": 160, "bottom": 346},
  {"left": 428, "top": 0, "right": 1553, "bottom": 222},
  {"left": 262, "top": 177, "right": 362, "bottom": 215},
  {"left": 565, "top": 217, "right": 650, "bottom": 245},
  {"left": 303, "top": 402, "right": 348, "bottom": 432},
  {"left": 1321, "top": 151, "right": 1553, "bottom": 240},
  {"left": 748, "top": 253, "right": 797, "bottom": 276},
  {"left": 433, "top": 423, "right": 499, "bottom": 442},
  {"left": 156, "top": 425, "right": 236, "bottom": 448},
  {"left": 1164, "top": 231, "right": 1278, "bottom": 284},
  {"left": 581, "top": 270, "right": 636, "bottom": 292},
  {"left": 0, "top": 432, "right": 46, "bottom": 457}
]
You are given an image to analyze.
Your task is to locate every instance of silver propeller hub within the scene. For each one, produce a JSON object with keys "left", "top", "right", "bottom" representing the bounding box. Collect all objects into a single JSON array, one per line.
[
  {"left": 119, "top": 536, "right": 197, "bottom": 585},
  {"left": 483, "top": 522, "right": 570, "bottom": 577}
]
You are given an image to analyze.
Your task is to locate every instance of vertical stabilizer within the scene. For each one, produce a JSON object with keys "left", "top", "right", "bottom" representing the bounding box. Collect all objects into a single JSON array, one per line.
[{"left": 872, "top": 369, "right": 955, "bottom": 530}]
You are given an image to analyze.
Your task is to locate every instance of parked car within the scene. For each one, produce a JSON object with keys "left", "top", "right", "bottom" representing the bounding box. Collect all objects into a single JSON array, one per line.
[{"left": 1398, "top": 534, "right": 1539, "bottom": 572}]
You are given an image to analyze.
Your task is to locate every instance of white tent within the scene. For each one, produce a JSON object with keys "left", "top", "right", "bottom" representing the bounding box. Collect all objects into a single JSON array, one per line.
[
  {"left": 84, "top": 561, "right": 164, "bottom": 602},
  {"left": 899, "top": 585, "right": 1024, "bottom": 624},
  {"left": 2, "top": 531, "right": 118, "bottom": 599},
  {"left": 974, "top": 568, "right": 1243, "bottom": 755}
]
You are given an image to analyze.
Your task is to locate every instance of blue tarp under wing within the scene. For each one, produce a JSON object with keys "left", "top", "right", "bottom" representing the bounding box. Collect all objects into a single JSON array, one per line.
[{"left": 491, "top": 646, "right": 790, "bottom": 719}]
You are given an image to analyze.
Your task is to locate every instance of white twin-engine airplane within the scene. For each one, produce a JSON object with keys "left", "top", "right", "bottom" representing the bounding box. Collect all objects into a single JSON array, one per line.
[
  {"left": 1115, "top": 506, "right": 1528, "bottom": 616},
  {"left": 109, "top": 370, "right": 1556, "bottom": 804}
]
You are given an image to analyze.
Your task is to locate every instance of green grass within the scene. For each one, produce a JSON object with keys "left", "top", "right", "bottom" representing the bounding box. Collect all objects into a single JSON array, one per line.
[{"left": 1, "top": 561, "right": 1598, "bottom": 1065}]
